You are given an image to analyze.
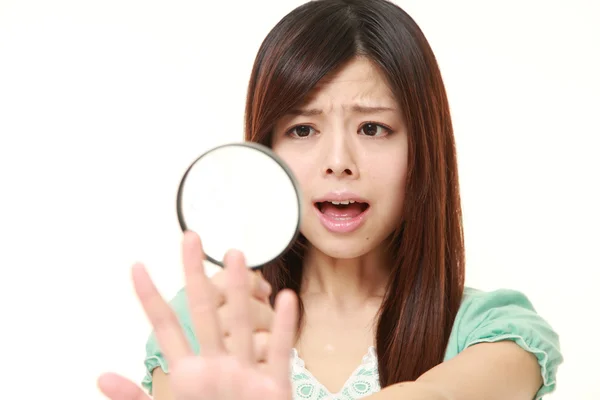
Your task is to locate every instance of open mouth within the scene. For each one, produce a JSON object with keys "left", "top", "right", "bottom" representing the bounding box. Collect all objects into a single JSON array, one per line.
[{"left": 315, "top": 200, "right": 370, "bottom": 219}]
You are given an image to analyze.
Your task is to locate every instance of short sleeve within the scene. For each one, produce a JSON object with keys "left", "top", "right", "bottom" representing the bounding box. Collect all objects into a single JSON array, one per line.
[
  {"left": 141, "top": 288, "right": 199, "bottom": 395},
  {"left": 457, "top": 288, "right": 563, "bottom": 400}
]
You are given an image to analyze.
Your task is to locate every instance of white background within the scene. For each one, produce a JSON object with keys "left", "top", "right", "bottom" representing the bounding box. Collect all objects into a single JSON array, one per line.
[{"left": 0, "top": 0, "right": 598, "bottom": 399}]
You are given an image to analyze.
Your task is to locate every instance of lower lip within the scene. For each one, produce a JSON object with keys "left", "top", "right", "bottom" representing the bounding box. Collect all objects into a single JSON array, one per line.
[{"left": 314, "top": 204, "right": 370, "bottom": 233}]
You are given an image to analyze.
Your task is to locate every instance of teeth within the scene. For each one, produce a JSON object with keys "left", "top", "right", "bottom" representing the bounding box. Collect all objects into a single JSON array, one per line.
[{"left": 329, "top": 200, "right": 355, "bottom": 205}]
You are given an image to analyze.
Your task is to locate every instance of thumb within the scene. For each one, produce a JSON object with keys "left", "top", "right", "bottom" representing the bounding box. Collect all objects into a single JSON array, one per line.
[
  {"left": 254, "top": 270, "right": 272, "bottom": 300},
  {"left": 97, "top": 373, "right": 150, "bottom": 400}
]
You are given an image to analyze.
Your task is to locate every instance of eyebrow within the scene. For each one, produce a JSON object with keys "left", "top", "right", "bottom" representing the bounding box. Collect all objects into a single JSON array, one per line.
[{"left": 287, "top": 105, "right": 397, "bottom": 116}]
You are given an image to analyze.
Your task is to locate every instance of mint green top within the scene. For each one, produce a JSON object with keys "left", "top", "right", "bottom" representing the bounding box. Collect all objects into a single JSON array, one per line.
[{"left": 142, "top": 287, "right": 562, "bottom": 400}]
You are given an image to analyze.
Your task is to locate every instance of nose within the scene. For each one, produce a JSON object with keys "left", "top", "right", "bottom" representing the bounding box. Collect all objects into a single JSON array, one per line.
[{"left": 323, "top": 134, "right": 359, "bottom": 179}]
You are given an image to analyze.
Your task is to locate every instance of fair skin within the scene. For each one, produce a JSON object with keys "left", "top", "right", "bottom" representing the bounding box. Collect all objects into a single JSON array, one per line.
[
  {"left": 98, "top": 57, "right": 543, "bottom": 399},
  {"left": 98, "top": 235, "right": 299, "bottom": 400},
  {"left": 269, "top": 56, "right": 407, "bottom": 392}
]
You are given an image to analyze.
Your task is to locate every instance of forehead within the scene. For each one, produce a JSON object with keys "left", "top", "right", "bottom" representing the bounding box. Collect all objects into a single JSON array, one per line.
[{"left": 304, "top": 57, "right": 396, "bottom": 106}]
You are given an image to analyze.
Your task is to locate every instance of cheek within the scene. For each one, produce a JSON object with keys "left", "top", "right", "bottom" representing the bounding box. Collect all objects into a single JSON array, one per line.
[
  {"left": 273, "top": 149, "right": 313, "bottom": 191},
  {"left": 279, "top": 158, "right": 315, "bottom": 224},
  {"left": 289, "top": 162, "right": 315, "bottom": 199},
  {"left": 369, "top": 154, "right": 408, "bottom": 205}
]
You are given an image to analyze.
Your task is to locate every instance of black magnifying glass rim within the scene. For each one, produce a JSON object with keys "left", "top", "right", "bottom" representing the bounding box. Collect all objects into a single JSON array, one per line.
[{"left": 176, "top": 141, "right": 303, "bottom": 270}]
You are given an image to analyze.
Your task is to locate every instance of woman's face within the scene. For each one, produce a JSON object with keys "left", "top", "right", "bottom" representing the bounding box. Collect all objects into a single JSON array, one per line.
[{"left": 271, "top": 57, "right": 408, "bottom": 259}]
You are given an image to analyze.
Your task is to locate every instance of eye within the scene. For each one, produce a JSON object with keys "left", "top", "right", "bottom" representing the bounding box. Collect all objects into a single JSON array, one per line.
[
  {"left": 359, "top": 122, "right": 392, "bottom": 137},
  {"left": 286, "top": 124, "right": 316, "bottom": 139}
]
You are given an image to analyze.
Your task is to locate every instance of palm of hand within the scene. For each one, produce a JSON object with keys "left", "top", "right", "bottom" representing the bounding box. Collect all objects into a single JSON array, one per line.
[
  {"left": 167, "top": 356, "right": 291, "bottom": 400},
  {"left": 97, "top": 232, "right": 297, "bottom": 400}
]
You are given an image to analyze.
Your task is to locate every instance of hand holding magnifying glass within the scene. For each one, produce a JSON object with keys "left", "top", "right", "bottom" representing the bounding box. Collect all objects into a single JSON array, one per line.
[
  {"left": 98, "top": 143, "right": 304, "bottom": 399},
  {"left": 98, "top": 232, "right": 297, "bottom": 400},
  {"left": 176, "top": 142, "right": 303, "bottom": 364}
]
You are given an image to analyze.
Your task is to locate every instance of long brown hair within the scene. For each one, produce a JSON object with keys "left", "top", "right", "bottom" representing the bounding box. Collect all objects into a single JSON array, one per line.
[{"left": 244, "top": 0, "right": 465, "bottom": 387}]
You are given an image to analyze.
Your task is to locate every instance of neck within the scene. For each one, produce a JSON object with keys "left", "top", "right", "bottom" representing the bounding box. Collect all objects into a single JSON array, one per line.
[{"left": 300, "top": 242, "right": 390, "bottom": 310}]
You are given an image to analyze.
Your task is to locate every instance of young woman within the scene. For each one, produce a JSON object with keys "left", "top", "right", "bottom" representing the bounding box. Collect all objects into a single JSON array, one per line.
[{"left": 98, "top": 0, "right": 563, "bottom": 399}]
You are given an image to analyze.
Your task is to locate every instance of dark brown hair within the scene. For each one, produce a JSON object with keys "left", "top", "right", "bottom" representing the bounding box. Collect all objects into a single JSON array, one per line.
[{"left": 244, "top": 0, "right": 465, "bottom": 387}]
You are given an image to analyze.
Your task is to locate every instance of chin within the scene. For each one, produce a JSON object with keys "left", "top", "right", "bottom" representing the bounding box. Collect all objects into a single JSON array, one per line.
[
  {"left": 319, "top": 245, "right": 369, "bottom": 259},
  {"left": 302, "top": 230, "right": 382, "bottom": 260},
  {"left": 299, "top": 211, "right": 398, "bottom": 260}
]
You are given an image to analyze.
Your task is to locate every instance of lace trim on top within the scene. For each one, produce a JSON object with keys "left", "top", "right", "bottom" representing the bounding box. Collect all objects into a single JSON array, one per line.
[{"left": 289, "top": 346, "right": 381, "bottom": 400}]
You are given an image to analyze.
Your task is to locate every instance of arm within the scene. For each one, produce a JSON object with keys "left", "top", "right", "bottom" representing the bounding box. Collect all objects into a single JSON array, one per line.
[
  {"left": 367, "top": 288, "right": 562, "bottom": 400},
  {"left": 151, "top": 341, "right": 541, "bottom": 400},
  {"left": 367, "top": 340, "right": 542, "bottom": 400},
  {"left": 418, "top": 341, "right": 542, "bottom": 399}
]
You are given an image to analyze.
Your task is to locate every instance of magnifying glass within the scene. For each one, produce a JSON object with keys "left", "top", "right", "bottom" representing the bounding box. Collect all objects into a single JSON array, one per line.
[{"left": 176, "top": 142, "right": 302, "bottom": 269}]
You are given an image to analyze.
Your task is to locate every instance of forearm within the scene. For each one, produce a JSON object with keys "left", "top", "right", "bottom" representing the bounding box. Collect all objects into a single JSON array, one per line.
[
  {"left": 365, "top": 381, "right": 450, "bottom": 400},
  {"left": 366, "top": 342, "right": 542, "bottom": 400}
]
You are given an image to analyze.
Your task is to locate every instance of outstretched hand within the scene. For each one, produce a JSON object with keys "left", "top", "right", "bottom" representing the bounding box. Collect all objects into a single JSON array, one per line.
[{"left": 97, "top": 231, "right": 297, "bottom": 400}]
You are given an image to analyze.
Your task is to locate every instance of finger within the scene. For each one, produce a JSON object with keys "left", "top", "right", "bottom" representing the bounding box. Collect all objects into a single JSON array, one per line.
[
  {"left": 132, "top": 263, "right": 191, "bottom": 365},
  {"left": 219, "top": 298, "right": 274, "bottom": 336},
  {"left": 257, "top": 361, "right": 268, "bottom": 371},
  {"left": 224, "top": 249, "right": 254, "bottom": 365},
  {"left": 97, "top": 372, "right": 150, "bottom": 400},
  {"left": 209, "top": 272, "right": 226, "bottom": 307},
  {"left": 212, "top": 269, "right": 272, "bottom": 306},
  {"left": 182, "top": 231, "right": 224, "bottom": 356},
  {"left": 266, "top": 289, "right": 298, "bottom": 385},
  {"left": 224, "top": 331, "right": 270, "bottom": 362},
  {"left": 255, "top": 270, "right": 273, "bottom": 300}
]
